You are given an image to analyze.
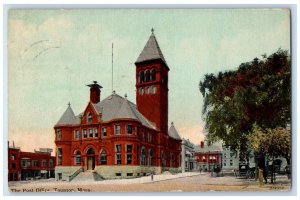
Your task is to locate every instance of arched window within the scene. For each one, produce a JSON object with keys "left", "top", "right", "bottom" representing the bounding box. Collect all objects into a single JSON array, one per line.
[
  {"left": 74, "top": 150, "right": 81, "bottom": 165},
  {"left": 151, "top": 69, "right": 156, "bottom": 81},
  {"left": 100, "top": 149, "right": 107, "bottom": 165},
  {"left": 148, "top": 149, "right": 153, "bottom": 166},
  {"left": 152, "top": 86, "right": 157, "bottom": 94},
  {"left": 87, "top": 113, "right": 92, "bottom": 123},
  {"left": 145, "top": 87, "right": 150, "bottom": 94},
  {"left": 140, "top": 147, "right": 146, "bottom": 165},
  {"left": 145, "top": 70, "right": 150, "bottom": 82},
  {"left": 139, "top": 71, "right": 144, "bottom": 83}
]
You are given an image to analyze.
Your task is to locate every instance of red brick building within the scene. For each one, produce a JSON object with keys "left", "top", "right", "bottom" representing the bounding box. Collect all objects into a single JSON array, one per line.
[
  {"left": 54, "top": 30, "right": 182, "bottom": 180},
  {"left": 194, "top": 141, "right": 222, "bottom": 172},
  {"left": 8, "top": 142, "right": 56, "bottom": 181}
]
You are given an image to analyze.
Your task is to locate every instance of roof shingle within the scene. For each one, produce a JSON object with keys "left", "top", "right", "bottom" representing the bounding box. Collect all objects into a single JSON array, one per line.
[{"left": 135, "top": 32, "right": 168, "bottom": 66}]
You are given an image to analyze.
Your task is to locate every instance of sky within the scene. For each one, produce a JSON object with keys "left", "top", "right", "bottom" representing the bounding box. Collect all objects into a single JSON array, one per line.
[{"left": 8, "top": 9, "right": 290, "bottom": 153}]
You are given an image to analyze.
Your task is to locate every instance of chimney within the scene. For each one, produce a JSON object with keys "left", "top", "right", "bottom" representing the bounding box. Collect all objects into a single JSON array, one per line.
[
  {"left": 87, "top": 81, "right": 103, "bottom": 104},
  {"left": 200, "top": 141, "right": 204, "bottom": 148}
]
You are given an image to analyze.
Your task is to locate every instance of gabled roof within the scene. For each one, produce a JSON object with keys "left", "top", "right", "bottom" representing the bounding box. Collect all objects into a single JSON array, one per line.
[
  {"left": 93, "top": 93, "right": 157, "bottom": 130},
  {"left": 168, "top": 122, "right": 181, "bottom": 140},
  {"left": 135, "top": 32, "right": 168, "bottom": 66},
  {"left": 194, "top": 144, "right": 223, "bottom": 153},
  {"left": 56, "top": 104, "right": 80, "bottom": 126}
]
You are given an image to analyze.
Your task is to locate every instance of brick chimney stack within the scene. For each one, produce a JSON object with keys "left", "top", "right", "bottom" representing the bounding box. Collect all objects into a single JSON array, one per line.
[
  {"left": 200, "top": 141, "right": 204, "bottom": 148},
  {"left": 87, "top": 81, "right": 103, "bottom": 104}
]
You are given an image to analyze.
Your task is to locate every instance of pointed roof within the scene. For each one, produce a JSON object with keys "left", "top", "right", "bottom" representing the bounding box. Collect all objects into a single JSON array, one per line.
[
  {"left": 135, "top": 31, "right": 168, "bottom": 66},
  {"left": 168, "top": 122, "right": 182, "bottom": 140},
  {"left": 56, "top": 103, "right": 80, "bottom": 126}
]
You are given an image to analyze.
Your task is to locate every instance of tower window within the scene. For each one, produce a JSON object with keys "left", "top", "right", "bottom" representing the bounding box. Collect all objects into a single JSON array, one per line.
[
  {"left": 139, "top": 71, "right": 144, "bottom": 83},
  {"left": 151, "top": 69, "right": 156, "bottom": 81},
  {"left": 152, "top": 86, "right": 157, "bottom": 94},
  {"left": 145, "top": 87, "right": 150, "bottom": 94},
  {"left": 139, "top": 88, "right": 144, "bottom": 95},
  {"left": 145, "top": 70, "right": 150, "bottom": 82}
]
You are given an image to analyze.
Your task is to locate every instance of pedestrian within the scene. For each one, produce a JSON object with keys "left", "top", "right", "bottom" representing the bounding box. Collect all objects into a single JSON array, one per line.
[{"left": 151, "top": 172, "right": 154, "bottom": 181}]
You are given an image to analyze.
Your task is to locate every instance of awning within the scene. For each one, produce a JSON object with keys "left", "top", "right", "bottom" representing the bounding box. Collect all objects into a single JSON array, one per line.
[{"left": 185, "top": 150, "right": 192, "bottom": 155}]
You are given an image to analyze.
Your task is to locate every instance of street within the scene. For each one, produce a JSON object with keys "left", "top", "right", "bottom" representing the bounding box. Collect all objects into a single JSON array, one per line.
[{"left": 8, "top": 172, "right": 291, "bottom": 192}]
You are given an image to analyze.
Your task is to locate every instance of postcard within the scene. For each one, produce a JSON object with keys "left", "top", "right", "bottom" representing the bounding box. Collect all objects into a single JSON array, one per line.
[{"left": 7, "top": 8, "right": 292, "bottom": 193}]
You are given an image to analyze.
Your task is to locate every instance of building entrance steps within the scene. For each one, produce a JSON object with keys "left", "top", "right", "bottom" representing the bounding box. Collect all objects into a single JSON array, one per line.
[{"left": 71, "top": 170, "right": 103, "bottom": 182}]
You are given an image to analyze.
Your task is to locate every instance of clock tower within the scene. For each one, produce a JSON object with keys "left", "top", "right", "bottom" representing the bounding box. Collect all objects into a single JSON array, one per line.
[{"left": 135, "top": 29, "right": 169, "bottom": 134}]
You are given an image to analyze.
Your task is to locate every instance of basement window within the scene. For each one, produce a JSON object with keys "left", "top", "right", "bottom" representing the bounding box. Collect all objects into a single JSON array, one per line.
[{"left": 116, "top": 173, "right": 121, "bottom": 177}]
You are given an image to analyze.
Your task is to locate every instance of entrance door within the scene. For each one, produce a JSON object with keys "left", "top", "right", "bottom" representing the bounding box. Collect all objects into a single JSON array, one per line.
[{"left": 87, "top": 156, "right": 95, "bottom": 170}]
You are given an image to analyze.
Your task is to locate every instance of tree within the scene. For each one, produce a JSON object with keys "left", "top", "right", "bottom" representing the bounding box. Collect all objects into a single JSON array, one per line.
[
  {"left": 248, "top": 125, "right": 291, "bottom": 165},
  {"left": 248, "top": 125, "right": 291, "bottom": 183},
  {"left": 199, "top": 49, "right": 291, "bottom": 158}
]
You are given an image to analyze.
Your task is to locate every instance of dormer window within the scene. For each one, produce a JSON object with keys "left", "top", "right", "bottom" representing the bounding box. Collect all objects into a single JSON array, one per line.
[{"left": 87, "top": 113, "right": 92, "bottom": 123}]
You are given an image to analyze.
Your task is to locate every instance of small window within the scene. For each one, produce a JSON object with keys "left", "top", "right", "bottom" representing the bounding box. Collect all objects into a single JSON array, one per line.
[
  {"left": 88, "top": 129, "right": 93, "bottom": 137},
  {"left": 10, "top": 154, "right": 15, "bottom": 160},
  {"left": 145, "top": 70, "right": 150, "bottom": 82},
  {"left": 115, "top": 125, "right": 121, "bottom": 134},
  {"left": 42, "top": 160, "right": 47, "bottom": 167},
  {"left": 87, "top": 113, "right": 92, "bottom": 123},
  {"left": 126, "top": 144, "right": 132, "bottom": 153},
  {"left": 82, "top": 130, "right": 87, "bottom": 138},
  {"left": 102, "top": 127, "right": 107, "bottom": 137},
  {"left": 139, "top": 88, "right": 144, "bottom": 95},
  {"left": 56, "top": 130, "right": 61, "bottom": 140},
  {"left": 126, "top": 125, "right": 132, "bottom": 134},
  {"left": 74, "top": 130, "right": 79, "bottom": 140},
  {"left": 127, "top": 173, "right": 133, "bottom": 177},
  {"left": 148, "top": 133, "right": 152, "bottom": 143},
  {"left": 11, "top": 163, "right": 16, "bottom": 169},
  {"left": 151, "top": 69, "right": 156, "bottom": 81},
  {"left": 94, "top": 128, "right": 98, "bottom": 137},
  {"left": 58, "top": 148, "right": 63, "bottom": 165},
  {"left": 49, "top": 159, "right": 53, "bottom": 167},
  {"left": 32, "top": 160, "right": 38, "bottom": 167},
  {"left": 152, "top": 86, "right": 157, "bottom": 94},
  {"left": 116, "top": 173, "right": 121, "bottom": 176},
  {"left": 116, "top": 144, "right": 122, "bottom": 153},
  {"left": 116, "top": 154, "right": 122, "bottom": 164},
  {"left": 139, "top": 71, "right": 144, "bottom": 83},
  {"left": 127, "top": 154, "right": 132, "bottom": 164},
  {"left": 100, "top": 150, "right": 107, "bottom": 165}
]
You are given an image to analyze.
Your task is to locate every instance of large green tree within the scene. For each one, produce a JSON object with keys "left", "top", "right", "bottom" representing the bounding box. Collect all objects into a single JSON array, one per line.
[{"left": 199, "top": 49, "right": 291, "bottom": 158}]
